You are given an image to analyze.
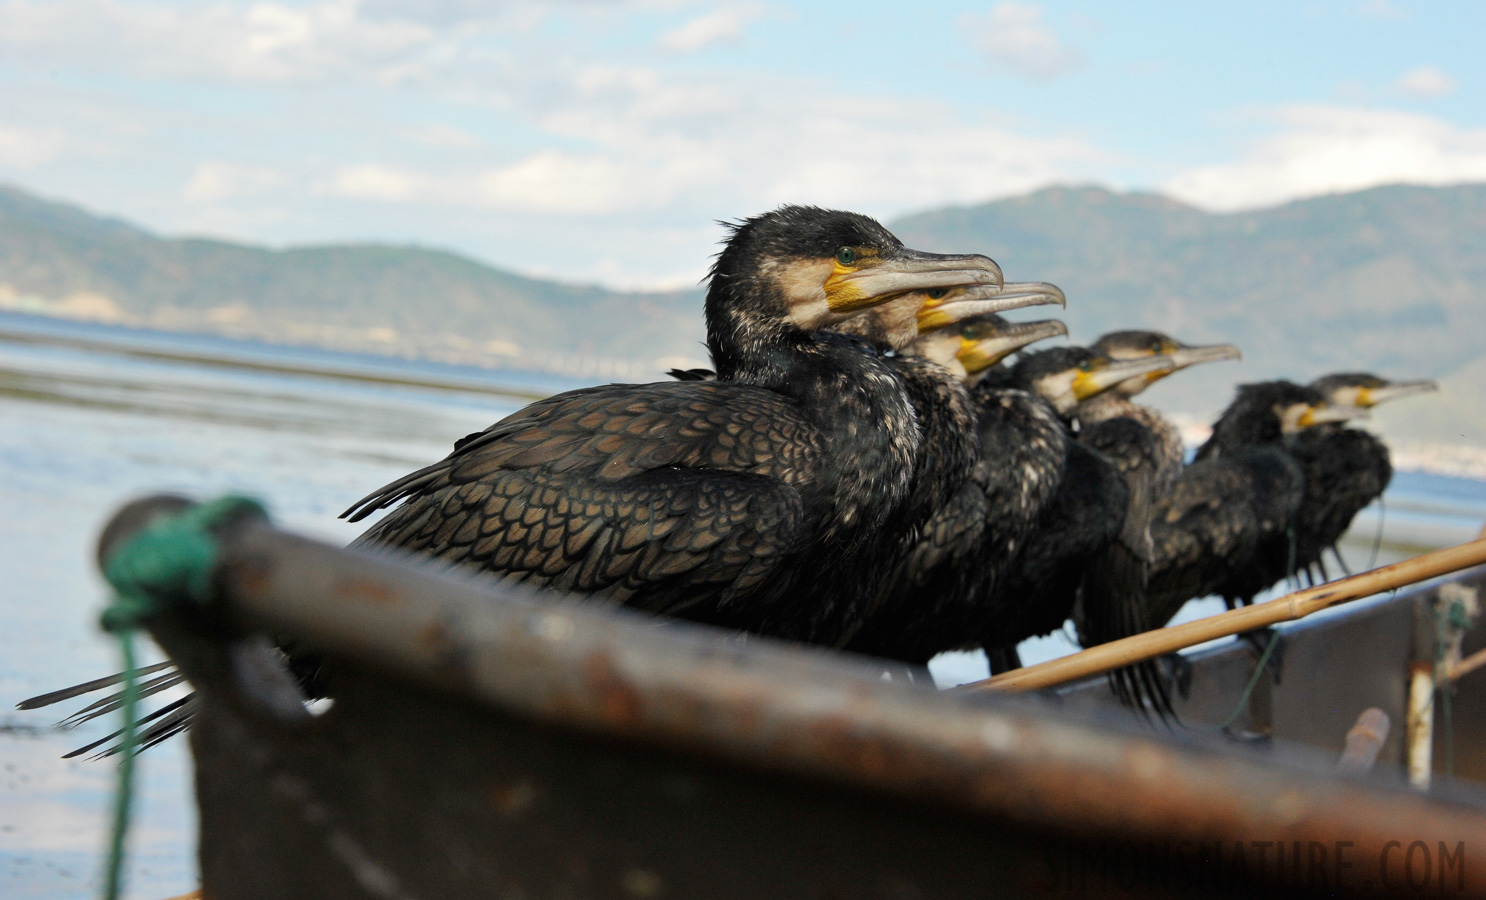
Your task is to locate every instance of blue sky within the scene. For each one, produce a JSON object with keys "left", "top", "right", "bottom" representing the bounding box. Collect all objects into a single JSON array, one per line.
[{"left": 0, "top": 0, "right": 1481, "bottom": 287}]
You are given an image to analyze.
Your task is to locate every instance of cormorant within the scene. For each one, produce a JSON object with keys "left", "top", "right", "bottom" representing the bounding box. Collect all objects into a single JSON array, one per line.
[
  {"left": 23, "top": 205, "right": 1051, "bottom": 752},
  {"left": 835, "top": 312, "right": 1072, "bottom": 664},
  {"left": 1289, "top": 373, "right": 1437, "bottom": 581},
  {"left": 913, "top": 345, "right": 1179, "bottom": 674},
  {"left": 834, "top": 292, "right": 1067, "bottom": 593},
  {"left": 1068, "top": 331, "right": 1241, "bottom": 714},
  {"left": 1082, "top": 331, "right": 1243, "bottom": 493},
  {"left": 392, "top": 218, "right": 1054, "bottom": 642},
  {"left": 344, "top": 207, "right": 1064, "bottom": 648},
  {"left": 1144, "top": 381, "right": 1368, "bottom": 630}
]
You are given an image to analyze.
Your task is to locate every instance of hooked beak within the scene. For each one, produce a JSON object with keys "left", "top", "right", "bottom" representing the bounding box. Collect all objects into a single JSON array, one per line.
[
  {"left": 1073, "top": 355, "right": 1177, "bottom": 401},
  {"left": 1169, "top": 342, "right": 1242, "bottom": 370},
  {"left": 825, "top": 249, "right": 1004, "bottom": 313},
  {"left": 959, "top": 319, "right": 1068, "bottom": 374},
  {"left": 916, "top": 281, "right": 1066, "bottom": 332},
  {"left": 1359, "top": 379, "right": 1438, "bottom": 408}
]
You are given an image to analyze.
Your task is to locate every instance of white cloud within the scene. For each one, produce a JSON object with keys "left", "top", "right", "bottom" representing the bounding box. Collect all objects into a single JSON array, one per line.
[
  {"left": 0, "top": 0, "right": 440, "bottom": 83},
  {"left": 1165, "top": 105, "right": 1486, "bottom": 211},
  {"left": 307, "top": 48, "right": 1100, "bottom": 220},
  {"left": 323, "top": 164, "right": 439, "bottom": 203},
  {"left": 0, "top": 125, "right": 63, "bottom": 168},
  {"left": 0, "top": 0, "right": 1103, "bottom": 286},
  {"left": 658, "top": 7, "right": 757, "bottom": 52},
  {"left": 183, "top": 161, "right": 288, "bottom": 202},
  {"left": 963, "top": 2, "right": 1083, "bottom": 81},
  {"left": 1396, "top": 65, "right": 1457, "bottom": 98}
]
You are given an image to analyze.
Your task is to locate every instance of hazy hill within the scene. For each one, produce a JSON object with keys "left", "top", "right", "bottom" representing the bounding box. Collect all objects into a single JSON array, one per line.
[
  {"left": 0, "top": 184, "right": 709, "bottom": 377},
  {"left": 2, "top": 181, "right": 1483, "bottom": 437}
]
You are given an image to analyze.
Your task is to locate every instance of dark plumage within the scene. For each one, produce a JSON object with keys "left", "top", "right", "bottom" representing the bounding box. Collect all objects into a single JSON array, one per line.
[
  {"left": 345, "top": 206, "right": 1028, "bottom": 645},
  {"left": 23, "top": 205, "right": 1023, "bottom": 752},
  {"left": 1145, "top": 380, "right": 1365, "bottom": 628},
  {"left": 837, "top": 314, "right": 1070, "bottom": 664},
  {"left": 1072, "top": 331, "right": 1240, "bottom": 714},
  {"left": 967, "top": 346, "right": 1179, "bottom": 672},
  {"left": 1289, "top": 373, "right": 1436, "bottom": 581}
]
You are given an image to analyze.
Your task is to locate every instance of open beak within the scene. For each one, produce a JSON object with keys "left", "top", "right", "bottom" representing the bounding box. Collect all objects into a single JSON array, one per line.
[
  {"left": 825, "top": 249, "right": 1004, "bottom": 313},
  {"left": 959, "top": 319, "right": 1068, "bottom": 374},
  {"left": 1298, "top": 403, "right": 1370, "bottom": 427},
  {"left": 1073, "top": 355, "right": 1177, "bottom": 401},
  {"left": 916, "top": 281, "right": 1066, "bottom": 332},
  {"left": 1169, "top": 342, "right": 1242, "bottom": 370},
  {"left": 1359, "top": 379, "right": 1438, "bottom": 407}
]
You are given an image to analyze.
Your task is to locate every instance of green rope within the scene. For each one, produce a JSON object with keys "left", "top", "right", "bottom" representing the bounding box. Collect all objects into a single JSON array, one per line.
[
  {"left": 1184, "top": 629, "right": 1282, "bottom": 733},
  {"left": 1433, "top": 595, "right": 1472, "bottom": 781},
  {"left": 100, "top": 631, "right": 139, "bottom": 900},
  {"left": 95, "top": 495, "right": 267, "bottom": 900}
]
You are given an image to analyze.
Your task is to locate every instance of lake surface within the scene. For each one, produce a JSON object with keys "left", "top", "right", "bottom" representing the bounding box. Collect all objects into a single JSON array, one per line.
[{"left": 2, "top": 310, "right": 1483, "bottom": 898}]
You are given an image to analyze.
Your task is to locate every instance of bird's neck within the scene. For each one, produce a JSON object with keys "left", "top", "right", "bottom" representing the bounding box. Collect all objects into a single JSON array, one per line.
[
  {"left": 890, "top": 354, "right": 980, "bottom": 526},
  {"left": 1079, "top": 395, "right": 1185, "bottom": 487},
  {"left": 704, "top": 291, "right": 918, "bottom": 537},
  {"left": 1197, "top": 404, "right": 1283, "bottom": 461},
  {"left": 1077, "top": 392, "right": 1138, "bottom": 424}
]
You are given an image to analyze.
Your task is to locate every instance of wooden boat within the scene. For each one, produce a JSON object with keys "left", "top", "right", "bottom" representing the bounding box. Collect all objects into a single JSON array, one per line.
[{"left": 103, "top": 495, "right": 1486, "bottom": 898}]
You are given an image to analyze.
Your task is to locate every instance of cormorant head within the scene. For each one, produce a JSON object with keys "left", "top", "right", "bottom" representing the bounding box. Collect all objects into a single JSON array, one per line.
[
  {"left": 1201, "top": 380, "right": 1371, "bottom": 459},
  {"left": 912, "top": 313, "right": 1068, "bottom": 384},
  {"left": 1010, "top": 346, "right": 1177, "bottom": 416},
  {"left": 833, "top": 281, "right": 1065, "bottom": 353},
  {"left": 704, "top": 206, "right": 1038, "bottom": 377},
  {"left": 1309, "top": 372, "right": 1438, "bottom": 409},
  {"left": 1091, "top": 330, "right": 1242, "bottom": 397}
]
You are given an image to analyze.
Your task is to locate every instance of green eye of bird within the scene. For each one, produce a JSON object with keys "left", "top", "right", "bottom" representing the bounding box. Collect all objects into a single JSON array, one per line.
[
  {"left": 927, "top": 288, "right": 947, "bottom": 300},
  {"left": 835, "top": 247, "right": 856, "bottom": 266}
]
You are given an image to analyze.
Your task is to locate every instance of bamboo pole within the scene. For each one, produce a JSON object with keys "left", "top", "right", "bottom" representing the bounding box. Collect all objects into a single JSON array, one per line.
[
  {"left": 962, "top": 538, "right": 1486, "bottom": 695},
  {"left": 1447, "top": 645, "right": 1486, "bottom": 683},
  {"left": 1407, "top": 663, "right": 1434, "bottom": 789}
]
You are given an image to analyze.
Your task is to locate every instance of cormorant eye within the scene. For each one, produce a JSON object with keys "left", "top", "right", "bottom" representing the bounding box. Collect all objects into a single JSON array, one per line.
[
  {"left": 961, "top": 325, "right": 976, "bottom": 338},
  {"left": 1150, "top": 339, "right": 1164, "bottom": 352},
  {"left": 927, "top": 288, "right": 947, "bottom": 300},
  {"left": 835, "top": 247, "right": 856, "bottom": 266},
  {"left": 1078, "top": 359, "right": 1093, "bottom": 372}
]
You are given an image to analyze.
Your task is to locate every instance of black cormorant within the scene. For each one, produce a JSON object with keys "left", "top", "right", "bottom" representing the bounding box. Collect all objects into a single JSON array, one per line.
[
  {"left": 1144, "top": 381, "right": 1368, "bottom": 629},
  {"left": 955, "top": 346, "right": 1180, "bottom": 674},
  {"left": 836, "top": 313, "right": 1071, "bottom": 664},
  {"left": 343, "top": 205, "right": 1053, "bottom": 647},
  {"left": 1289, "top": 373, "right": 1437, "bottom": 581},
  {"left": 22, "top": 206, "right": 1045, "bottom": 751},
  {"left": 1069, "top": 331, "right": 1241, "bottom": 714}
]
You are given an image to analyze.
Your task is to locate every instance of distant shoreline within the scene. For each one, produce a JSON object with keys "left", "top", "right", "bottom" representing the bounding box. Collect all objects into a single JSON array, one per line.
[{"left": 0, "top": 311, "right": 559, "bottom": 402}]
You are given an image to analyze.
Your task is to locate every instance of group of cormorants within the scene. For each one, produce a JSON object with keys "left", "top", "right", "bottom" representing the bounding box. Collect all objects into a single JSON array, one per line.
[{"left": 22, "top": 205, "right": 1438, "bottom": 746}]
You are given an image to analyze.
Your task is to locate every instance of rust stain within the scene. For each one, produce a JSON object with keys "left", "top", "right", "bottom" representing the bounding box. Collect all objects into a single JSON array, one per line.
[
  {"left": 417, "top": 618, "right": 455, "bottom": 655},
  {"left": 581, "top": 651, "right": 643, "bottom": 726},
  {"left": 336, "top": 576, "right": 404, "bottom": 606}
]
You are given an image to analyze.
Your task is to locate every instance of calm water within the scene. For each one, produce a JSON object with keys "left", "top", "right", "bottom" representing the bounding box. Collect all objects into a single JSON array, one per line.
[{"left": 2, "top": 311, "right": 1484, "bottom": 897}]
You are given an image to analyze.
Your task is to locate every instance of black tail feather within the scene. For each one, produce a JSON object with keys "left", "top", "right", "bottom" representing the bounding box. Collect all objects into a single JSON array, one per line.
[
  {"left": 61, "top": 694, "right": 194, "bottom": 760},
  {"left": 57, "top": 671, "right": 186, "bottom": 729},
  {"left": 16, "top": 661, "right": 176, "bottom": 710}
]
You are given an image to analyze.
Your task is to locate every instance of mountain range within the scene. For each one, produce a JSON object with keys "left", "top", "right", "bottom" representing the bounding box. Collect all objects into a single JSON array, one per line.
[{"left": 1, "top": 181, "right": 1482, "bottom": 442}]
